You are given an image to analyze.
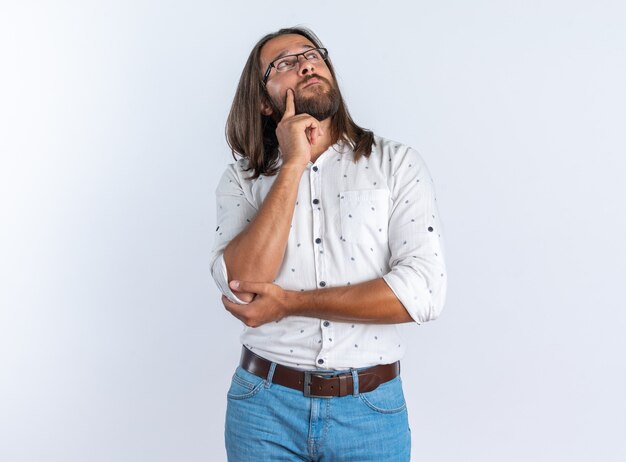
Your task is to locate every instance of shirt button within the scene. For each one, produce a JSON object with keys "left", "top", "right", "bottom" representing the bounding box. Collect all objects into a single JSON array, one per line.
[
  {"left": 317, "top": 359, "right": 324, "bottom": 365},
  {"left": 323, "top": 321, "right": 330, "bottom": 327},
  {"left": 312, "top": 198, "right": 319, "bottom": 204},
  {"left": 315, "top": 238, "right": 322, "bottom": 244},
  {"left": 319, "top": 281, "right": 326, "bottom": 287},
  {"left": 312, "top": 166, "right": 318, "bottom": 172}
]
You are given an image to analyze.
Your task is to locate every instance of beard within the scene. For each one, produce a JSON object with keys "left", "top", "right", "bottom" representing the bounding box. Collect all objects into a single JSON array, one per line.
[{"left": 267, "top": 76, "right": 341, "bottom": 123}]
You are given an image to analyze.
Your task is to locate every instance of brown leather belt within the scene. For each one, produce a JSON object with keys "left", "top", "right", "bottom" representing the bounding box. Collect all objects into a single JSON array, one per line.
[{"left": 240, "top": 346, "right": 400, "bottom": 398}]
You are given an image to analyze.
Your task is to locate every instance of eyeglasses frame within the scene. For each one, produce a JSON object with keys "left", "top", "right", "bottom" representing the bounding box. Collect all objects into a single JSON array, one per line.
[{"left": 262, "top": 47, "right": 329, "bottom": 86}]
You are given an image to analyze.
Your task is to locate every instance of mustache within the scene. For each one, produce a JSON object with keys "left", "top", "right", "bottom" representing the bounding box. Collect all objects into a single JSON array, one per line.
[{"left": 299, "top": 75, "right": 328, "bottom": 89}]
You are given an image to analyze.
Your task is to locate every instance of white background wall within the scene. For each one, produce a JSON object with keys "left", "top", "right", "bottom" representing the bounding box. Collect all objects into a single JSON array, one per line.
[{"left": 1, "top": 1, "right": 625, "bottom": 461}]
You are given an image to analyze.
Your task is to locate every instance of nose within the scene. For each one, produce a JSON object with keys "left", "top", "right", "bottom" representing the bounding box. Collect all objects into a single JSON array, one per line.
[{"left": 296, "top": 54, "right": 315, "bottom": 76}]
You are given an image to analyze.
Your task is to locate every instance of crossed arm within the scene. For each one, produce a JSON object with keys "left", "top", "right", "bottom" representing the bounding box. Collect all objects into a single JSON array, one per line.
[
  {"left": 218, "top": 160, "right": 414, "bottom": 327},
  {"left": 223, "top": 276, "right": 413, "bottom": 328},
  {"left": 215, "top": 150, "right": 444, "bottom": 328}
]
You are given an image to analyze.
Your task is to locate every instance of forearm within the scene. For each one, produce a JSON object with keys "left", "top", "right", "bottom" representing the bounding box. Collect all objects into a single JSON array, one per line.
[
  {"left": 286, "top": 278, "right": 414, "bottom": 324},
  {"left": 224, "top": 163, "right": 305, "bottom": 288}
]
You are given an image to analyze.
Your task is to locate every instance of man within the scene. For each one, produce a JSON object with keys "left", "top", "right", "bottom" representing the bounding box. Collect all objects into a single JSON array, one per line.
[{"left": 209, "top": 26, "right": 447, "bottom": 461}]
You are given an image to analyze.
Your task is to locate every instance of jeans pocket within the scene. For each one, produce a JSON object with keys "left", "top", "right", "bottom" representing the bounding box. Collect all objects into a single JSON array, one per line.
[
  {"left": 359, "top": 375, "right": 407, "bottom": 414},
  {"left": 227, "top": 366, "right": 267, "bottom": 400}
]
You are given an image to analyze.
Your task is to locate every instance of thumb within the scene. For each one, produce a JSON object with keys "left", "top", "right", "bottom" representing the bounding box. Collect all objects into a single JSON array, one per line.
[{"left": 230, "top": 280, "right": 263, "bottom": 292}]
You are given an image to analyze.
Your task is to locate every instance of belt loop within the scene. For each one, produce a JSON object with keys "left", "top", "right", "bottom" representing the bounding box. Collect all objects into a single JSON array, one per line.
[
  {"left": 350, "top": 368, "right": 359, "bottom": 397},
  {"left": 265, "top": 362, "right": 276, "bottom": 388}
]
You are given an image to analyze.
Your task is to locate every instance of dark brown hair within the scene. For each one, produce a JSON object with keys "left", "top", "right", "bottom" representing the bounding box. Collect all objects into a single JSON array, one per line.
[{"left": 225, "top": 25, "right": 376, "bottom": 180}]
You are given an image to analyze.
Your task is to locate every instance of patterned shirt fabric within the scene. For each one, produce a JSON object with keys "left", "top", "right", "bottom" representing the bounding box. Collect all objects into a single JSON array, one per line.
[{"left": 209, "top": 134, "right": 447, "bottom": 370}]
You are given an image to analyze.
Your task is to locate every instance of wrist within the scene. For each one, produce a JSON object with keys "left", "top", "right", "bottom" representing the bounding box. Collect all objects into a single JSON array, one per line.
[
  {"left": 283, "top": 289, "right": 305, "bottom": 317},
  {"left": 280, "top": 161, "right": 308, "bottom": 174}
]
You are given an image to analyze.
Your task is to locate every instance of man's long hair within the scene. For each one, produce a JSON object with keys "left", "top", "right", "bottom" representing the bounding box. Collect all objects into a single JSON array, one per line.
[{"left": 225, "top": 26, "right": 376, "bottom": 180}]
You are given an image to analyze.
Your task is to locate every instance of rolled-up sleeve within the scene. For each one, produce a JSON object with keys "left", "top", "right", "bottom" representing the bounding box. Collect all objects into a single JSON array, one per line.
[
  {"left": 209, "top": 163, "right": 258, "bottom": 305},
  {"left": 382, "top": 147, "right": 447, "bottom": 324}
]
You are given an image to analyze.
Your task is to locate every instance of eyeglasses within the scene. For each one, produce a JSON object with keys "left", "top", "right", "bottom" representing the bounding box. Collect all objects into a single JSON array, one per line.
[{"left": 262, "top": 47, "right": 329, "bottom": 85}]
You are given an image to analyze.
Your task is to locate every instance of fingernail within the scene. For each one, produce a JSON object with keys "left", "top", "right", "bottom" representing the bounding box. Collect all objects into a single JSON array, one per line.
[{"left": 230, "top": 280, "right": 239, "bottom": 289}]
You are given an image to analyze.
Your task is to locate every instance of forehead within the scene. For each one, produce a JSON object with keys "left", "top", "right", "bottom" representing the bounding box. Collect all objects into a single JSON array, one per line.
[{"left": 260, "top": 34, "right": 317, "bottom": 67}]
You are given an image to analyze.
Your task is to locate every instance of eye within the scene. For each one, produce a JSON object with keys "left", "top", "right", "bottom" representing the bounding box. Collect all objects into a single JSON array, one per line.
[
  {"left": 276, "top": 57, "right": 296, "bottom": 69},
  {"left": 306, "top": 51, "right": 321, "bottom": 59}
]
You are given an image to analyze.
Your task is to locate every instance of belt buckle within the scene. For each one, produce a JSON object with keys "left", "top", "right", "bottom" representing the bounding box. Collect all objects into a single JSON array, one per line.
[{"left": 303, "top": 370, "right": 335, "bottom": 398}]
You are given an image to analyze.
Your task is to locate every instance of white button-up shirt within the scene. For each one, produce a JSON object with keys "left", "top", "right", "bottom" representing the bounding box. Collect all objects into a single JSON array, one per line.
[{"left": 209, "top": 134, "right": 447, "bottom": 370}]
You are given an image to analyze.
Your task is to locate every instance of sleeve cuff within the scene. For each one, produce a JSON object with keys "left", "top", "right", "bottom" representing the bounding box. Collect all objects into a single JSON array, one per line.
[
  {"left": 382, "top": 271, "right": 424, "bottom": 325},
  {"left": 211, "top": 252, "right": 250, "bottom": 305}
]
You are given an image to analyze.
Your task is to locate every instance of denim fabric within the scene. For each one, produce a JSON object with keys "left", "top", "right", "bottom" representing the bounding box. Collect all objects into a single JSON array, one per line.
[{"left": 225, "top": 364, "right": 411, "bottom": 461}]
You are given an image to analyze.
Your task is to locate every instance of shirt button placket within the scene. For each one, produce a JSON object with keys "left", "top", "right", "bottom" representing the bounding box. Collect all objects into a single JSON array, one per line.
[
  {"left": 312, "top": 162, "right": 328, "bottom": 367},
  {"left": 310, "top": 163, "right": 327, "bottom": 291},
  {"left": 318, "top": 320, "right": 332, "bottom": 367}
]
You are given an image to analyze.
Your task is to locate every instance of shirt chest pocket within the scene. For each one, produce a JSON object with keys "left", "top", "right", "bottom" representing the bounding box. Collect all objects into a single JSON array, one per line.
[{"left": 339, "top": 188, "right": 390, "bottom": 244}]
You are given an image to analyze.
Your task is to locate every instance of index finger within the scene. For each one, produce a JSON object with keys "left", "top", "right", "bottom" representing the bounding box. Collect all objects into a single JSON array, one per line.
[{"left": 282, "top": 88, "right": 295, "bottom": 119}]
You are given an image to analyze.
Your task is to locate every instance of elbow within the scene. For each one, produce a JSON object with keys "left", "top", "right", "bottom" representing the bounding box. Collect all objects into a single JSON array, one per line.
[
  {"left": 222, "top": 248, "right": 263, "bottom": 303},
  {"left": 416, "top": 275, "right": 447, "bottom": 324},
  {"left": 209, "top": 250, "right": 252, "bottom": 305},
  {"left": 421, "top": 280, "right": 447, "bottom": 323},
  {"left": 383, "top": 260, "right": 447, "bottom": 325}
]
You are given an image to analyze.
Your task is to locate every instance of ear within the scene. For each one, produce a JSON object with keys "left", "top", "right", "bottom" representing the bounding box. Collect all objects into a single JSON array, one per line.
[{"left": 260, "top": 97, "right": 273, "bottom": 116}]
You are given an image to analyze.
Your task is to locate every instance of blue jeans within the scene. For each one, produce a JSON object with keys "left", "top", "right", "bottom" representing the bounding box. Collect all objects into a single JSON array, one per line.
[{"left": 224, "top": 363, "right": 411, "bottom": 461}]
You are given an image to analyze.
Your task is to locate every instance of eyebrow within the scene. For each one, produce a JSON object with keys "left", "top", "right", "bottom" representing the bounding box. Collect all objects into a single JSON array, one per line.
[{"left": 270, "top": 44, "right": 316, "bottom": 63}]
